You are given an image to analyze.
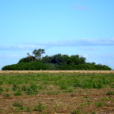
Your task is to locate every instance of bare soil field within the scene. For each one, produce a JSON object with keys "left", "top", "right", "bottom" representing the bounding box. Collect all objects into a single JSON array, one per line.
[
  {"left": 0, "top": 88, "right": 114, "bottom": 114},
  {"left": 0, "top": 72, "right": 114, "bottom": 114}
]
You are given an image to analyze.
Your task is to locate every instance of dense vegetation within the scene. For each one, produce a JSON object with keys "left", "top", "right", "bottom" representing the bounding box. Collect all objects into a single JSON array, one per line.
[{"left": 2, "top": 49, "right": 112, "bottom": 70}]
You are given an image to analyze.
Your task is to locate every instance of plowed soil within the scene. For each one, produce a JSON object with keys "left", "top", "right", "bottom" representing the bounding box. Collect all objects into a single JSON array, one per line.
[
  {"left": 0, "top": 88, "right": 114, "bottom": 114},
  {"left": 0, "top": 71, "right": 114, "bottom": 114}
]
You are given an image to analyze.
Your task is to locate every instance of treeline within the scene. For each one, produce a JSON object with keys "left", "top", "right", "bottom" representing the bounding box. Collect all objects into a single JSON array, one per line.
[{"left": 2, "top": 52, "right": 112, "bottom": 70}]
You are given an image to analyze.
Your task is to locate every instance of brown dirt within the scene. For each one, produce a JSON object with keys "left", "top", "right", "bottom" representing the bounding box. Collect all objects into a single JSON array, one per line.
[
  {"left": 0, "top": 88, "right": 114, "bottom": 114},
  {"left": 0, "top": 71, "right": 114, "bottom": 114}
]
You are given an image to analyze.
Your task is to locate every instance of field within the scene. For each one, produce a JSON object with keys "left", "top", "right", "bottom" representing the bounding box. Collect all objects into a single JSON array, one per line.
[{"left": 0, "top": 70, "right": 114, "bottom": 114}]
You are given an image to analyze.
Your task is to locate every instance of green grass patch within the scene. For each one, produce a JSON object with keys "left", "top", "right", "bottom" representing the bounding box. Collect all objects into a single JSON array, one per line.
[
  {"left": 3, "top": 93, "right": 11, "bottom": 98},
  {"left": 13, "top": 102, "right": 24, "bottom": 110},
  {"left": 33, "top": 102, "right": 47, "bottom": 112},
  {"left": 14, "top": 90, "right": 22, "bottom": 96},
  {"left": 96, "top": 101, "right": 104, "bottom": 107},
  {"left": 106, "top": 91, "right": 114, "bottom": 95},
  {"left": 0, "top": 73, "right": 114, "bottom": 95}
]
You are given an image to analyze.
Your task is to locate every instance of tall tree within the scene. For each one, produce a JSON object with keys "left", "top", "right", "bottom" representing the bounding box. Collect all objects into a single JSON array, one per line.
[{"left": 33, "top": 49, "right": 45, "bottom": 60}]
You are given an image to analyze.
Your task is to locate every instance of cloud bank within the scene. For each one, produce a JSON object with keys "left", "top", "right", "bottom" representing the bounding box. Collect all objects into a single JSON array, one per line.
[{"left": 0, "top": 38, "right": 114, "bottom": 50}]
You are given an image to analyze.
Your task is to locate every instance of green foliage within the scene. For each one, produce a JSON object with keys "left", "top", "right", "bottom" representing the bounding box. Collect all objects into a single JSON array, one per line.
[
  {"left": 26, "top": 107, "right": 32, "bottom": 112},
  {"left": 21, "top": 85, "right": 28, "bottom": 91},
  {"left": 71, "top": 109, "right": 81, "bottom": 114},
  {"left": 0, "top": 108, "right": 3, "bottom": 113},
  {"left": 2, "top": 49, "right": 112, "bottom": 70},
  {"left": 18, "top": 56, "right": 36, "bottom": 63},
  {"left": 13, "top": 102, "right": 24, "bottom": 110},
  {"left": 12, "top": 84, "right": 20, "bottom": 91},
  {"left": 33, "top": 48, "right": 45, "bottom": 60},
  {"left": 26, "top": 84, "right": 38, "bottom": 95},
  {"left": 96, "top": 101, "right": 104, "bottom": 107},
  {"left": 33, "top": 102, "right": 47, "bottom": 112},
  {"left": 0, "top": 87, "right": 3, "bottom": 95},
  {"left": 60, "top": 84, "right": 69, "bottom": 90},
  {"left": 14, "top": 91, "right": 22, "bottom": 96},
  {"left": 91, "top": 111, "right": 96, "bottom": 114},
  {"left": 106, "top": 91, "right": 114, "bottom": 95},
  {"left": 3, "top": 93, "right": 11, "bottom": 98}
]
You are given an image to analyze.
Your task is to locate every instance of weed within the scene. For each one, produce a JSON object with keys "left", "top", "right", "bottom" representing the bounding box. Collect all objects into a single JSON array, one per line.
[
  {"left": 13, "top": 102, "right": 24, "bottom": 110},
  {"left": 3, "top": 93, "right": 11, "bottom": 98},
  {"left": 60, "top": 84, "right": 68, "bottom": 90},
  {"left": 5, "top": 88, "right": 10, "bottom": 92},
  {"left": 0, "top": 108, "right": 2, "bottom": 113},
  {"left": 106, "top": 91, "right": 114, "bottom": 95},
  {"left": 12, "top": 84, "right": 20, "bottom": 91},
  {"left": 33, "top": 102, "right": 47, "bottom": 112},
  {"left": 47, "top": 91, "right": 61, "bottom": 95},
  {"left": 14, "top": 91, "right": 22, "bottom": 96},
  {"left": 0, "top": 87, "right": 3, "bottom": 95},
  {"left": 66, "top": 87, "right": 74, "bottom": 93},
  {"left": 102, "top": 97, "right": 110, "bottom": 101},
  {"left": 26, "top": 107, "right": 32, "bottom": 112},
  {"left": 70, "top": 94, "right": 76, "bottom": 97},
  {"left": 80, "top": 102, "right": 92, "bottom": 106},
  {"left": 37, "top": 85, "right": 44, "bottom": 90},
  {"left": 93, "top": 83, "right": 103, "bottom": 89},
  {"left": 26, "top": 87, "right": 38, "bottom": 95},
  {"left": 96, "top": 101, "right": 103, "bottom": 107},
  {"left": 71, "top": 109, "right": 81, "bottom": 114},
  {"left": 21, "top": 85, "right": 27, "bottom": 91},
  {"left": 110, "top": 83, "right": 114, "bottom": 88},
  {"left": 30, "top": 84, "right": 38, "bottom": 91},
  {"left": 91, "top": 111, "right": 96, "bottom": 114}
]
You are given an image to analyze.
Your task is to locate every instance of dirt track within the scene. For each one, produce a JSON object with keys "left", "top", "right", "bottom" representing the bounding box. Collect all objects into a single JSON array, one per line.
[{"left": 0, "top": 70, "right": 114, "bottom": 74}]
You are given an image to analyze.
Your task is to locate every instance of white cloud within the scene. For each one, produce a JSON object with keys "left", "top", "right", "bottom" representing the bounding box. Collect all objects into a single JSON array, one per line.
[
  {"left": 0, "top": 38, "right": 114, "bottom": 51},
  {"left": 0, "top": 54, "right": 21, "bottom": 58}
]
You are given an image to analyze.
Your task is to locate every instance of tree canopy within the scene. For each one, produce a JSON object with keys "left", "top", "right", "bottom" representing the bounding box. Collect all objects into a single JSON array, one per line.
[
  {"left": 33, "top": 49, "right": 45, "bottom": 60},
  {"left": 2, "top": 49, "right": 112, "bottom": 70}
]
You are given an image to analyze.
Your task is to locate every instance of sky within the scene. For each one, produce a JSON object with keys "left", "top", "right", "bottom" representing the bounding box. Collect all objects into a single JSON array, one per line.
[{"left": 0, "top": 0, "right": 114, "bottom": 70}]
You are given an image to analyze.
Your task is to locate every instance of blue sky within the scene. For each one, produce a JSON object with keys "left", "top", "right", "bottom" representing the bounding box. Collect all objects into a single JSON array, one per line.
[{"left": 0, "top": 0, "right": 114, "bottom": 69}]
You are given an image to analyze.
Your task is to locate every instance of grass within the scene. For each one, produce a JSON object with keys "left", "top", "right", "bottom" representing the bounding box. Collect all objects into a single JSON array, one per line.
[
  {"left": 0, "top": 73, "right": 114, "bottom": 96},
  {"left": 0, "top": 73, "right": 114, "bottom": 90},
  {"left": 3, "top": 93, "right": 11, "bottom": 98},
  {"left": 13, "top": 102, "right": 24, "bottom": 110},
  {"left": 14, "top": 90, "right": 22, "bottom": 96},
  {"left": 106, "top": 91, "right": 114, "bottom": 95},
  {"left": 0, "top": 108, "right": 2, "bottom": 113},
  {"left": 96, "top": 101, "right": 104, "bottom": 107},
  {"left": 33, "top": 102, "right": 47, "bottom": 112},
  {"left": 71, "top": 109, "right": 81, "bottom": 114},
  {"left": 0, "top": 87, "right": 3, "bottom": 95}
]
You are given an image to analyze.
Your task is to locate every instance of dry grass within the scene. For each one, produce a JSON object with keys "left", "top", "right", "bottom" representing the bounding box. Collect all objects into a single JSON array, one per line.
[{"left": 0, "top": 70, "right": 114, "bottom": 74}]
